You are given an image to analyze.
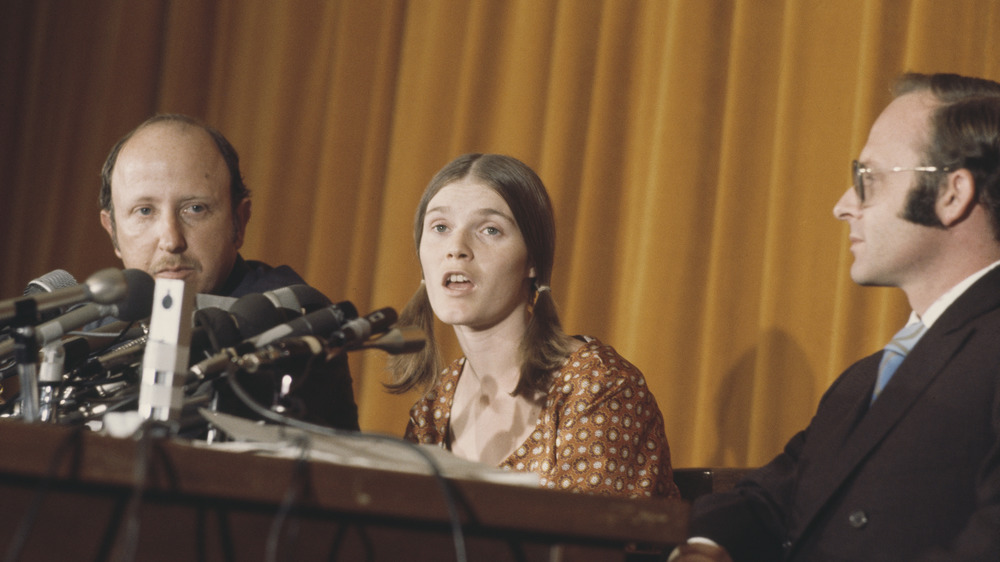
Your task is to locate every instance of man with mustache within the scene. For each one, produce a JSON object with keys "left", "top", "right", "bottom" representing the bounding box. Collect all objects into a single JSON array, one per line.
[{"left": 99, "top": 114, "right": 358, "bottom": 431}]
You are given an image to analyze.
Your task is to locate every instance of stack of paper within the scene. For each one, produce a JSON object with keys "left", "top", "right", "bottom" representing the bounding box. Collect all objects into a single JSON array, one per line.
[{"left": 197, "top": 409, "right": 539, "bottom": 487}]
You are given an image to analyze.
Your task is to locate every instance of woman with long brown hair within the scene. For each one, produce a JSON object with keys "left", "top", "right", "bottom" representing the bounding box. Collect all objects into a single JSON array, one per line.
[{"left": 388, "top": 153, "right": 679, "bottom": 499}]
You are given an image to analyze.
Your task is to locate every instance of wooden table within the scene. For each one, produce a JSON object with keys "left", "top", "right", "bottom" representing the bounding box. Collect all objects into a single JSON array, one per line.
[{"left": 0, "top": 419, "right": 688, "bottom": 561}]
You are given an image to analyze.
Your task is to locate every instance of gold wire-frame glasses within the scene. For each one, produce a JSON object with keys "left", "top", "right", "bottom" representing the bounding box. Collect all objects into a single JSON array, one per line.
[{"left": 852, "top": 159, "right": 951, "bottom": 202}]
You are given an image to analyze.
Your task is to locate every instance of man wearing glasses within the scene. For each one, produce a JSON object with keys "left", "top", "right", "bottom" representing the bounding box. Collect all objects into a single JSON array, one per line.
[{"left": 671, "top": 73, "right": 1000, "bottom": 561}]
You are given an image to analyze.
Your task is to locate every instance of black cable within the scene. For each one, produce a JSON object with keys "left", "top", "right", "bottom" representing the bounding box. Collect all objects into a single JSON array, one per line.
[
  {"left": 327, "top": 523, "right": 375, "bottom": 562},
  {"left": 265, "top": 434, "right": 310, "bottom": 562},
  {"left": 3, "top": 425, "right": 85, "bottom": 562},
  {"left": 214, "top": 509, "right": 237, "bottom": 562},
  {"left": 113, "top": 425, "right": 151, "bottom": 562},
  {"left": 224, "top": 368, "right": 469, "bottom": 562},
  {"left": 94, "top": 496, "right": 129, "bottom": 561},
  {"left": 111, "top": 420, "right": 174, "bottom": 562}
]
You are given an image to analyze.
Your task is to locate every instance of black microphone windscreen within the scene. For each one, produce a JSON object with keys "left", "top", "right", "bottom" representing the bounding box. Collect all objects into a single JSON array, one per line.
[
  {"left": 116, "top": 269, "right": 155, "bottom": 321},
  {"left": 332, "top": 307, "right": 398, "bottom": 347},
  {"left": 194, "top": 307, "right": 244, "bottom": 352},
  {"left": 265, "top": 284, "right": 332, "bottom": 313},
  {"left": 248, "top": 300, "right": 358, "bottom": 347},
  {"left": 229, "top": 293, "right": 285, "bottom": 338},
  {"left": 61, "top": 335, "right": 95, "bottom": 370}
]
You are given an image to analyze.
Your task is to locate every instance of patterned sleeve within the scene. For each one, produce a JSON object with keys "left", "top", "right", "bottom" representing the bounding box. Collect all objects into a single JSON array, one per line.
[
  {"left": 405, "top": 392, "right": 443, "bottom": 445},
  {"left": 403, "top": 362, "right": 460, "bottom": 446},
  {"left": 542, "top": 345, "right": 680, "bottom": 499}
]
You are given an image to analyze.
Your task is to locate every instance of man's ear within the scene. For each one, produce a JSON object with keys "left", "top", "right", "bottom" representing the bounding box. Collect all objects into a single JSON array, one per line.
[
  {"left": 233, "top": 197, "right": 252, "bottom": 248},
  {"left": 99, "top": 209, "right": 122, "bottom": 258},
  {"left": 937, "top": 169, "right": 977, "bottom": 227}
]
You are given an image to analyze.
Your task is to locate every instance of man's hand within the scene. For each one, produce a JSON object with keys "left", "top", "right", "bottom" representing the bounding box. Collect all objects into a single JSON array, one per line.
[{"left": 667, "top": 540, "right": 734, "bottom": 562}]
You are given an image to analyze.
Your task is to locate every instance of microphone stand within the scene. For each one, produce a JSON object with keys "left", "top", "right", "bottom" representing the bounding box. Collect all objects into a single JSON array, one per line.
[
  {"left": 37, "top": 341, "right": 66, "bottom": 423},
  {"left": 11, "top": 300, "right": 40, "bottom": 422}
]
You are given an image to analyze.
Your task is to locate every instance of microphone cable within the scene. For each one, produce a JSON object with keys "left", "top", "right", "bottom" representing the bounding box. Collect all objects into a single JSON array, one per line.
[
  {"left": 110, "top": 420, "right": 177, "bottom": 562},
  {"left": 3, "top": 425, "right": 85, "bottom": 562},
  {"left": 223, "top": 365, "right": 469, "bottom": 562},
  {"left": 265, "top": 434, "right": 310, "bottom": 562}
]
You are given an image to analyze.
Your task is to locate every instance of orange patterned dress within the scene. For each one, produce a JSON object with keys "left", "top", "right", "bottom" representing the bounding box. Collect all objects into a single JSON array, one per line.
[{"left": 405, "top": 338, "right": 680, "bottom": 499}]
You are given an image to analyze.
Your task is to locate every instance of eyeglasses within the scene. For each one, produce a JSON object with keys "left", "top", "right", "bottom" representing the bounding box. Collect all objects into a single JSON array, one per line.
[{"left": 852, "top": 160, "right": 950, "bottom": 202}]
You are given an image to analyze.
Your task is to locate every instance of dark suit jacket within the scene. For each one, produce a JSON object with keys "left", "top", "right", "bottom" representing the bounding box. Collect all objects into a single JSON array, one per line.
[{"left": 691, "top": 266, "right": 1000, "bottom": 561}]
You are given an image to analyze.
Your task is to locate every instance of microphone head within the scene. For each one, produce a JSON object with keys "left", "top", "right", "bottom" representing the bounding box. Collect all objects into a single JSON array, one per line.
[
  {"left": 229, "top": 292, "right": 285, "bottom": 338},
  {"left": 24, "top": 269, "right": 77, "bottom": 296},
  {"left": 84, "top": 268, "right": 129, "bottom": 305},
  {"left": 365, "top": 307, "right": 398, "bottom": 335},
  {"left": 194, "top": 307, "right": 244, "bottom": 352},
  {"left": 332, "top": 307, "right": 397, "bottom": 347},
  {"left": 307, "top": 301, "right": 359, "bottom": 338},
  {"left": 264, "top": 284, "right": 332, "bottom": 314},
  {"left": 22, "top": 269, "right": 79, "bottom": 323},
  {"left": 360, "top": 326, "right": 426, "bottom": 354},
  {"left": 247, "top": 300, "right": 357, "bottom": 347},
  {"left": 115, "top": 269, "right": 156, "bottom": 321}
]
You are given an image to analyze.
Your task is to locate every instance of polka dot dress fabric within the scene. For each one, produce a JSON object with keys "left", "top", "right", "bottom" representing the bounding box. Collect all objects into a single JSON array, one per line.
[{"left": 405, "top": 338, "right": 680, "bottom": 499}]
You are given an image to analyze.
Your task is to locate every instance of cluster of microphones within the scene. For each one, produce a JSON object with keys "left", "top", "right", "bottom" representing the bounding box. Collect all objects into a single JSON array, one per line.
[{"left": 0, "top": 267, "right": 423, "bottom": 431}]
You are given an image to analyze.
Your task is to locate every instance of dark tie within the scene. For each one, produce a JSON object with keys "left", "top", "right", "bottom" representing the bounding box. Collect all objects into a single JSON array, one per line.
[{"left": 871, "top": 321, "right": 927, "bottom": 403}]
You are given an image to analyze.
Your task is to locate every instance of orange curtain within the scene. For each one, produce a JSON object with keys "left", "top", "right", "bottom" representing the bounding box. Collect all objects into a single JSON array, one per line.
[{"left": 2, "top": 0, "right": 999, "bottom": 468}]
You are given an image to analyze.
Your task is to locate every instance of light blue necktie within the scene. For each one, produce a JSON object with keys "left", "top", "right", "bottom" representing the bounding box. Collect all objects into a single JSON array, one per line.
[{"left": 871, "top": 321, "right": 927, "bottom": 403}]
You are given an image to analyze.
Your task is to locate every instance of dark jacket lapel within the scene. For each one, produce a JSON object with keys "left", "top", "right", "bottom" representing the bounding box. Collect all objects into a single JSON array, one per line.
[{"left": 789, "top": 265, "right": 1000, "bottom": 544}]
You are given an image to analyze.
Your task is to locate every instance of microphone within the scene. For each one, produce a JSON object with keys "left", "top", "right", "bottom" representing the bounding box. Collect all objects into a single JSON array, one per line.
[
  {"left": 226, "top": 292, "right": 298, "bottom": 339},
  {"left": 190, "top": 301, "right": 364, "bottom": 382},
  {"left": 248, "top": 301, "right": 359, "bottom": 347},
  {"left": 15, "top": 270, "right": 153, "bottom": 422},
  {"left": 39, "top": 319, "right": 148, "bottom": 378},
  {"left": 138, "top": 277, "right": 196, "bottom": 422},
  {"left": 1, "top": 269, "right": 77, "bottom": 341},
  {"left": 37, "top": 341, "right": 67, "bottom": 422},
  {"left": 188, "top": 301, "right": 357, "bottom": 380},
  {"left": 71, "top": 331, "right": 150, "bottom": 378},
  {"left": 82, "top": 290, "right": 309, "bottom": 383},
  {"left": 236, "top": 336, "right": 326, "bottom": 373},
  {"left": 262, "top": 284, "right": 332, "bottom": 314},
  {"left": 191, "top": 308, "right": 244, "bottom": 357},
  {"left": 0, "top": 268, "right": 128, "bottom": 327},
  {"left": 326, "top": 307, "right": 398, "bottom": 348},
  {"left": 357, "top": 326, "right": 427, "bottom": 355},
  {"left": 234, "top": 307, "right": 399, "bottom": 373},
  {"left": 0, "top": 270, "right": 77, "bottom": 342},
  {"left": 24, "top": 269, "right": 78, "bottom": 296},
  {"left": 194, "top": 284, "right": 331, "bottom": 314},
  {"left": 0, "top": 269, "right": 154, "bottom": 359},
  {"left": 190, "top": 290, "right": 307, "bottom": 358},
  {"left": 186, "top": 341, "right": 256, "bottom": 382},
  {"left": 30, "top": 270, "right": 151, "bottom": 347}
]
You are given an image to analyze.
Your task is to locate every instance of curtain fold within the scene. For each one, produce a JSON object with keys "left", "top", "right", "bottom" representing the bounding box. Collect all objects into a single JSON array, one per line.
[{"left": 2, "top": 0, "right": 998, "bottom": 468}]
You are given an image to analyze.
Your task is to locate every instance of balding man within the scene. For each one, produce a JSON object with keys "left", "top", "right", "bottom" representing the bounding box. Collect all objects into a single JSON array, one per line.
[{"left": 100, "top": 114, "right": 358, "bottom": 431}]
